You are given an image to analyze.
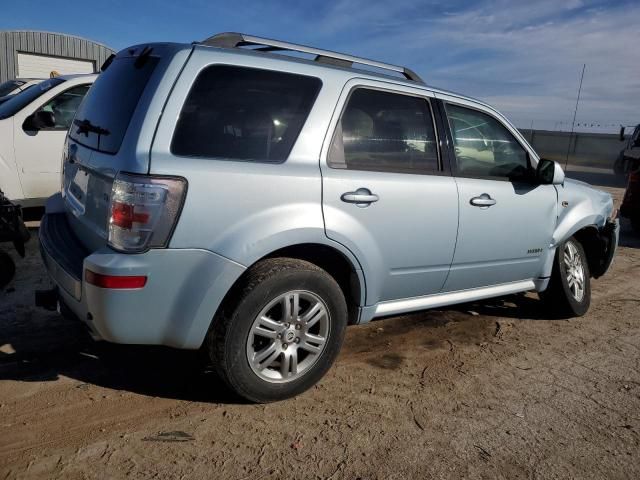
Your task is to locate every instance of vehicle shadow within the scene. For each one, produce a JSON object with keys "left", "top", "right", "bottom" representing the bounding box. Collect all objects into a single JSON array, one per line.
[
  {"left": 448, "top": 291, "right": 556, "bottom": 321},
  {"left": 0, "top": 315, "right": 245, "bottom": 404}
]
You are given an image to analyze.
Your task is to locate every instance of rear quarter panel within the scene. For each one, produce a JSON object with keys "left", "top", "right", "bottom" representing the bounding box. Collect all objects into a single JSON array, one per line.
[{"left": 149, "top": 47, "right": 363, "bottom": 280}]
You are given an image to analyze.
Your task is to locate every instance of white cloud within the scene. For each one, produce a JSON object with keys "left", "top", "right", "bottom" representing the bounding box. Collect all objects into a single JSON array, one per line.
[{"left": 312, "top": 0, "right": 640, "bottom": 131}]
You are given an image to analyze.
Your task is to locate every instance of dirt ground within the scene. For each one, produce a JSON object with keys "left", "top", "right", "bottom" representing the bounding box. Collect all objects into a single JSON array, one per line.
[{"left": 1, "top": 186, "right": 639, "bottom": 479}]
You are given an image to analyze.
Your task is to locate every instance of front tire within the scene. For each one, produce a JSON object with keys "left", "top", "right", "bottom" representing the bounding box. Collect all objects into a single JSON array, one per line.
[
  {"left": 208, "top": 258, "right": 348, "bottom": 403},
  {"left": 540, "top": 237, "right": 591, "bottom": 317}
]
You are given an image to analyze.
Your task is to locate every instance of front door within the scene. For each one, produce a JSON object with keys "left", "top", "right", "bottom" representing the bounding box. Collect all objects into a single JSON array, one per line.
[
  {"left": 321, "top": 81, "right": 459, "bottom": 305},
  {"left": 13, "top": 84, "right": 91, "bottom": 200},
  {"left": 440, "top": 99, "right": 557, "bottom": 291}
]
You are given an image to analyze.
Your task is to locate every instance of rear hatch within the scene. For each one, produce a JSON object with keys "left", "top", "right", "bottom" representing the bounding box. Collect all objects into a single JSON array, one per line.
[{"left": 62, "top": 43, "right": 190, "bottom": 251}]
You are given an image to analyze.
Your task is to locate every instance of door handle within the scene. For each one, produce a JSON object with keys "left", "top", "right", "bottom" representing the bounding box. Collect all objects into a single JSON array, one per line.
[
  {"left": 470, "top": 193, "right": 496, "bottom": 207},
  {"left": 341, "top": 188, "right": 379, "bottom": 207}
]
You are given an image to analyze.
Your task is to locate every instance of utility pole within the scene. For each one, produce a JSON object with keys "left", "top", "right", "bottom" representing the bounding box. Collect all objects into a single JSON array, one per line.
[{"left": 565, "top": 64, "right": 586, "bottom": 170}]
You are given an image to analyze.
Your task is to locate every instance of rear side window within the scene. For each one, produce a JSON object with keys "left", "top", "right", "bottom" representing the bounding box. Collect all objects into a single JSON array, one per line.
[
  {"left": 171, "top": 66, "right": 321, "bottom": 162},
  {"left": 70, "top": 55, "right": 159, "bottom": 154},
  {"left": 328, "top": 88, "right": 439, "bottom": 174}
]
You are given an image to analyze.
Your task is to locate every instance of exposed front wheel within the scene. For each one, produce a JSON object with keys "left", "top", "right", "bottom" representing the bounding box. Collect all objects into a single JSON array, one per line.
[
  {"left": 208, "top": 258, "right": 347, "bottom": 403},
  {"left": 540, "top": 237, "right": 591, "bottom": 317}
]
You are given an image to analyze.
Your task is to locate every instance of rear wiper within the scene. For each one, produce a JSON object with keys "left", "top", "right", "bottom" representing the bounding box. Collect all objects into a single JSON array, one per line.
[
  {"left": 134, "top": 46, "right": 154, "bottom": 69},
  {"left": 73, "top": 118, "right": 110, "bottom": 150},
  {"left": 73, "top": 118, "right": 110, "bottom": 137}
]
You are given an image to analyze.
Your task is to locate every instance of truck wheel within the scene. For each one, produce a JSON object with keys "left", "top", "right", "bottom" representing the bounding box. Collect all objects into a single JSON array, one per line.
[
  {"left": 0, "top": 249, "right": 16, "bottom": 288},
  {"left": 540, "top": 237, "right": 591, "bottom": 317},
  {"left": 208, "top": 258, "right": 348, "bottom": 403}
]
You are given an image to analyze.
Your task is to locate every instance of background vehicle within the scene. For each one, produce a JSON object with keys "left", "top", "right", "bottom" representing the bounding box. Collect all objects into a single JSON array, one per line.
[
  {"left": 0, "top": 74, "right": 96, "bottom": 206},
  {"left": 621, "top": 167, "right": 640, "bottom": 232},
  {"left": 0, "top": 189, "right": 29, "bottom": 287},
  {"left": 0, "top": 78, "right": 42, "bottom": 97},
  {"left": 614, "top": 124, "right": 640, "bottom": 175},
  {"left": 38, "top": 34, "right": 618, "bottom": 403}
]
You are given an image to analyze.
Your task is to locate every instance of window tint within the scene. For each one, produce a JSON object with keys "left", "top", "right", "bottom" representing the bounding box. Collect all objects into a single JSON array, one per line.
[
  {"left": 70, "top": 56, "right": 158, "bottom": 154},
  {"left": 446, "top": 104, "right": 529, "bottom": 179},
  {"left": 171, "top": 66, "right": 321, "bottom": 162},
  {"left": 37, "top": 85, "right": 91, "bottom": 130},
  {"left": 328, "top": 88, "right": 439, "bottom": 174}
]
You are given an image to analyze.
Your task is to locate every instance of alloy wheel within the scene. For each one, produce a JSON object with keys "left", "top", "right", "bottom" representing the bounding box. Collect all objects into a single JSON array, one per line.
[
  {"left": 563, "top": 241, "right": 586, "bottom": 302},
  {"left": 246, "top": 290, "right": 330, "bottom": 383}
]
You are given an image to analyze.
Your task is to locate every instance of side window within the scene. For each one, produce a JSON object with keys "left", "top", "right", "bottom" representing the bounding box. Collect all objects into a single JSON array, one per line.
[
  {"left": 328, "top": 88, "right": 439, "bottom": 174},
  {"left": 37, "top": 85, "right": 91, "bottom": 130},
  {"left": 171, "top": 66, "right": 321, "bottom": 162},
  {"left": 446, "top": 103, "right": 529, "bottom": 180}
]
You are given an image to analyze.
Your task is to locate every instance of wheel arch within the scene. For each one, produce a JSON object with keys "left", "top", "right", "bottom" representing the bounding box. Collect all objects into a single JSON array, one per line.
[
  {"left": 198, "top": 241, "right": 366, "bottom": 349},
  {"left": 549, "top": 224, "right": 603, "bottom": 279}
]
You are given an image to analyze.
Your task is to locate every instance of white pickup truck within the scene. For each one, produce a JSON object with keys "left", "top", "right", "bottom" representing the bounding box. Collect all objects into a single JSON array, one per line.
[{"left": 0, "top": 74, "right": 96, "bottom": 206}]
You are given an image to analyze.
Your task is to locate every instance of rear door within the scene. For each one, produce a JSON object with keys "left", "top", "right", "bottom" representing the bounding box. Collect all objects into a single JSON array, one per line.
[
  {"left": 438, "top": 98, "right": 557, "bottom": 291},
  {"left": 13, "top": 82, "right": 91, "bottom": 200},
  {"left": 320, "top": 80, "right": 459, "bottom": 305}
]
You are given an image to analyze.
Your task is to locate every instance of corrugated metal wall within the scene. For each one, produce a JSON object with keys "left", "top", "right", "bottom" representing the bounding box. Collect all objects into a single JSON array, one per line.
[{"left": 0, "top": 31, "right": 114, "bottom": 83}]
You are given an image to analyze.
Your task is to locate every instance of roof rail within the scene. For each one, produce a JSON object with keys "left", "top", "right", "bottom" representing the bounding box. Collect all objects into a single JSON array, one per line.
[{"left": 199, "top": 32, "right": 424, "bottom": 84}]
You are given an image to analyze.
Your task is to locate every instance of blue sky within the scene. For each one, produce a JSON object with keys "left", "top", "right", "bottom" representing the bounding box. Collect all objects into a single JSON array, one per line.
[{"left": 4, "top": 0, "right": 639, "bottom": 131}]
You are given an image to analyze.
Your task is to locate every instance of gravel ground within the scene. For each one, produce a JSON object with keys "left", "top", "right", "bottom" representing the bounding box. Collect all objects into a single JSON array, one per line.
[{"left": 0, "top": 186, "right": 638, "bottom": 479}]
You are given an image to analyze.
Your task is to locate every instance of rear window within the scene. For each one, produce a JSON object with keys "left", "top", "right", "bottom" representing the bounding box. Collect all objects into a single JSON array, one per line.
[
  {"left": 171, "top": 65, "right": 321, "bottom": 163},
  {"left": 69, "top": 55, "right": 158, "bottom": 154}
]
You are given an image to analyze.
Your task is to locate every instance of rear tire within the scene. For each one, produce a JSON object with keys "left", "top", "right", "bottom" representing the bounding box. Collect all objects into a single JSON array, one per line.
[
  {"left": 540, "top": 237, "right": 591, "bottom": 318},
  {"left": 208, "top": 258, "right": 348, "bottom": 403}
]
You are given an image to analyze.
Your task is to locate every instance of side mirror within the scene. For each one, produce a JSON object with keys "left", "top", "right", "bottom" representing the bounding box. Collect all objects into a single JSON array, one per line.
[
  {"left": 619, "top": 126, "right": 625, "bottom": 142},
  {"left": 23, "top": 110, "right": 56, "bottom": 131},
  {"left": 536, "top": 158, "right": 565, "bottom": 185}
]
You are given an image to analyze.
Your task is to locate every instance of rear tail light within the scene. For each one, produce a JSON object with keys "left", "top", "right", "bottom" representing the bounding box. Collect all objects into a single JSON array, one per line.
[
  {"left": 108, "top": 172, "right": 187, "bottom": 252},
  {"left": 85, "top": 270, "right": 147, "bottom": 289}
]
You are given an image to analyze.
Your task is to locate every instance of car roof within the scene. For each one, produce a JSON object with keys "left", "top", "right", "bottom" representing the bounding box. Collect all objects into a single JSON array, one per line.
[{"left": 56, "top": 73, "right": 98, "bottom": 81}]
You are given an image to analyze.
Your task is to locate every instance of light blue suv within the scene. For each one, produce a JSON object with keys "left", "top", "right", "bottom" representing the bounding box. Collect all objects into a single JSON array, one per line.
[{"left": 39, "top": 33, "right": 619, "bottom": 402}]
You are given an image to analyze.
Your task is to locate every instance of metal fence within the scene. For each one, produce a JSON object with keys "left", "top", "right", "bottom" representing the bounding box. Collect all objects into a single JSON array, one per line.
[{"left": 519, "top": 129, "right": 622, "bottom": 169}]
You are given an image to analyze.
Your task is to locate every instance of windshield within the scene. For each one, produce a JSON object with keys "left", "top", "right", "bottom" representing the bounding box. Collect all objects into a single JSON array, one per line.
[
  {"left": 0, "top": 78, "right": 65, "bottom": 120},
  {"left": 0, "top": 80, "right": 25, "bottom": 97}
]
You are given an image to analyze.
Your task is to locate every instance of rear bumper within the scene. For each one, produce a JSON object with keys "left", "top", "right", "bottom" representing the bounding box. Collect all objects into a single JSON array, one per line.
[{"left": 39, "top": 212, "right": 245, "bottom": 349}]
